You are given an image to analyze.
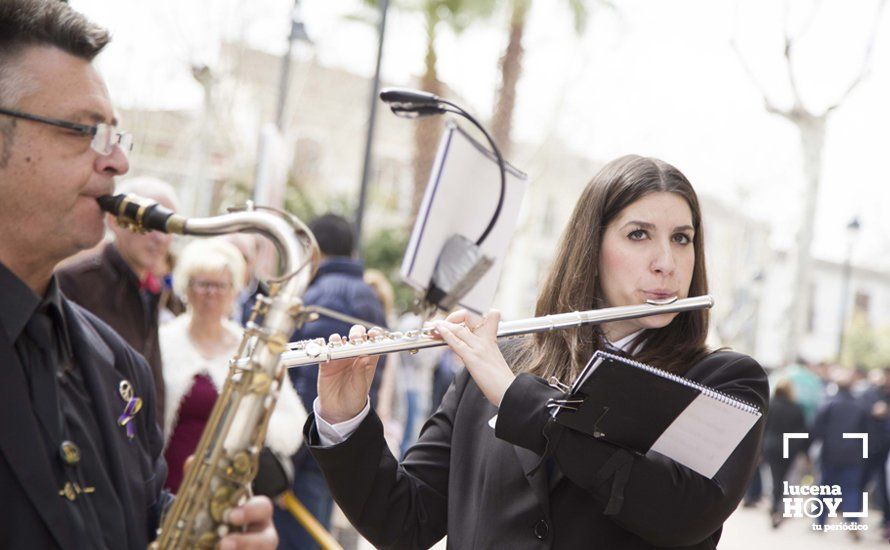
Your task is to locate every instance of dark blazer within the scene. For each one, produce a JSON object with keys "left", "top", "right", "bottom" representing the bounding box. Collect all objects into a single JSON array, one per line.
[
  {"left": 57, "top": 243, "right": 167, "bottom": 422},
  {"left": 811, "top": 389, "right": 869, "bottom": 468},
  {"left": 0, "top": 300, "right": 168, "bottom": 550},
  {"left": 306, "top": 350, "right": 768, "bottom": 549},
  {"left": 763, "top": 395, "right": 808, "bottom": 461}
]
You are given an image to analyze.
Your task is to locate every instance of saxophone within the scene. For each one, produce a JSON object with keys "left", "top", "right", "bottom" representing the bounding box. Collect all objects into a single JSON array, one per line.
[{"left": 97, "top": 194, "right": 319, "bottom": 549}]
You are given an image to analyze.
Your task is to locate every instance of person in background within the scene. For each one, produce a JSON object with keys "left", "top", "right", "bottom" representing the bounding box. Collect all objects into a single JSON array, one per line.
[
  {"left": 762, "top": 378, "right": 808, "bottom": 528},
  {"left": 58, "top": 176, "right": 182, "bottom": 425},
  {"left": 159, "top": 238, "right": 306, "bottom": 494},
  {"left": 280, "top": 213, "right": 388, "bottom": 549},
  {"left": 861, "top": 367, "right": 890, "bottom": 537},
  {"left": 224, "top": 232, "right": 265, "bottom": 325},
  {"left": 363, "top": 268, "right": 403, "bottom": 455},
  {"left": 393, "top": 312, "right": 441, "bottom": 457},
  {"left": 0, "top": 1, "right": 275, "bottom": 546},
  {"left": 811, "top": 368, "right": 869, "bottom": 538}
]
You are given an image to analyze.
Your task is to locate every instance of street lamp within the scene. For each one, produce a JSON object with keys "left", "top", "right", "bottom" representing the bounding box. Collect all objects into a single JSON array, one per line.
[{"left": 837, "top": 216, "right": 861, "bottom": 361}]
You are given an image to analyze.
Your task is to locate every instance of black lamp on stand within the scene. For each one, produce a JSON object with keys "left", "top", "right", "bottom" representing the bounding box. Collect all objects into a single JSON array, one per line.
[{"left": 379, "top": 87, "right": 507, "bottom": 312}]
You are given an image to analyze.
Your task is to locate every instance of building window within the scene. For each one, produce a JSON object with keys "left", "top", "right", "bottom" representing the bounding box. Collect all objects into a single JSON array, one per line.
[{"left": 854, "top": 291, "right": 871, "bottom": 326}]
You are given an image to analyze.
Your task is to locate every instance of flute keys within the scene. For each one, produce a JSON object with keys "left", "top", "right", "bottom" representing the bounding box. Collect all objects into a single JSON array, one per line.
[
  {"left": 304, "top": 340, "right": 323, "bottom": 358},
  {"left": 328, "top": 334, "right": 343, "bottom": 347},
  {"left": 368, "top": 327, "right": 385, "bottom": 342}
]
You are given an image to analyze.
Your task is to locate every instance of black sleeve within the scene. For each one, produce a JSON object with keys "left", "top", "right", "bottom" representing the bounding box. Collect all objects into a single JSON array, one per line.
[
  {"left": 305, "top": 371, "right": 472, "bottom": 550},
  {"left": 496, "top": 352, "right": 769, "bottom": 547}
]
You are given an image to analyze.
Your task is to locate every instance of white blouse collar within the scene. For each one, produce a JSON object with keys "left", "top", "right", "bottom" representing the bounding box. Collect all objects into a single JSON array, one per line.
[{"left": 609, "top": 329, "right": 645, "bottom": 353}]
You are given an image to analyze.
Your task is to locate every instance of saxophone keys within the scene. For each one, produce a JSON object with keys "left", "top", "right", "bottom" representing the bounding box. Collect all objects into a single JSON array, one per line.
[
  {"left": 210, "top": 486, "right": 234, "bottom": 522},
  {"left": 231, "top": 451, "right": 252, "bottom": 476},
  {"left": 249, "top": 373, "right": 272, "bottom": 394},
  {"left": 196, "top": 531, "right": 217, "bottom": 549}
]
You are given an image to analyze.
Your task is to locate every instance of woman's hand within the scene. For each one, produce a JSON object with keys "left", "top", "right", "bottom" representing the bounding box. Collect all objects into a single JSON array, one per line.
[
  {"left": 219, "top": 496, "right": 278, "bottom": 549},
  {"left": 317, "top": 325, "right": 381, "bottom": 424},
  {"left": 434, "top": 310, "right": 515, "bottom": 407}
]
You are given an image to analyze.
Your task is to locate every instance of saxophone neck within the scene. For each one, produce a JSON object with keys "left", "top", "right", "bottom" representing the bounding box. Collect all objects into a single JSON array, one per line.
[{"left": 98, "top": 193, "right": 319, "bottom": 292}]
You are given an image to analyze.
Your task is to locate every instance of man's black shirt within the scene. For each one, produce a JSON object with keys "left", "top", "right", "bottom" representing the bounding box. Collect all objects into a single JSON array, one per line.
[{"left": 0, "top": 262, "right": 126, "bottom": 549}]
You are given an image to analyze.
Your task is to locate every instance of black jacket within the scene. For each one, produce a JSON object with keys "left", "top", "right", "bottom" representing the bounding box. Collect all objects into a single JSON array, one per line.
[
  {"left": 57, "top": 244, "right": 167, "bottom": 422},
  {"left": 306, "top": 350, "right": 769, "bottom": 549},
  {"left": 0, "top": 300, "right": 167, "bottom": 549},
  {"left": 812, "top": 389, "right": 869, "bottom": 468},
  {"left": 762, "top": 395, "right": 808, "bottom": 460}
]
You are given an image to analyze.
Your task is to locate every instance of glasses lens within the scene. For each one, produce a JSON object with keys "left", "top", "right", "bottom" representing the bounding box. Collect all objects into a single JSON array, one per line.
[
  {"left": 118, "top": 132, "right": 134, "bottom": 153},
  {"left": 90, "top": 124, "right": 132, "bottom": 156},
  {"left": 91, "top": 123, "right": 111, "bottom": 155}
]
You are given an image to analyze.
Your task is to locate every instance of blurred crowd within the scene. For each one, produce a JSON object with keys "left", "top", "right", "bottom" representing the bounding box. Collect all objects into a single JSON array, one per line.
[{"left": 743, "top": 356, "right": 890, "bottom": 543}]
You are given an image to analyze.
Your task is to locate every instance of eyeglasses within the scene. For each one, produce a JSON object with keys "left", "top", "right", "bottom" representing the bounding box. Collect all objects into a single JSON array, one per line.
[
  {"left": 0, "top": 106, "right": 133, "bottom": 156},
  {"left": 189, "top": 280, "right": 232, "bottom": 294}
]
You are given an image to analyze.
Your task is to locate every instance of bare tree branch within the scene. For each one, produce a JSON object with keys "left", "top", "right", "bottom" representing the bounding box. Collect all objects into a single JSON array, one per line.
[
  {"left": 729, "top": 36, "right": 792, "bottom": 120},
  {"left": 825, "top": 0, "right": 887, "bottom": 113},
  {"left": 782, "top": 0, "right": 805, "bottom": 109}
]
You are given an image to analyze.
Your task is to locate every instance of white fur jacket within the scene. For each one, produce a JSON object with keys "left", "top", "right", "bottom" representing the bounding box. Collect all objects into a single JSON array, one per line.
[{"left": 159, "top": 314, "right": 306, "bottom": 457}]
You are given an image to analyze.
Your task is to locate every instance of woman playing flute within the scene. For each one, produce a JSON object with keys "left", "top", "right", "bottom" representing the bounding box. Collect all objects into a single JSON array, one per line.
[{"left": 305, "top": 155, "right": 768, "bottom": 549}]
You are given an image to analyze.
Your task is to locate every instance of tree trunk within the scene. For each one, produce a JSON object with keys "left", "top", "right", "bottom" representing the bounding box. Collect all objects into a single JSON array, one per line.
[
  {"left": 410, "top": 6, "right": 444, "bottom": 219},
  {"left": 784, "top": 110, "right": 827, "bottom": 364},
  {"left": 491, "top": 0, "right": 530, "bottom": 158}
]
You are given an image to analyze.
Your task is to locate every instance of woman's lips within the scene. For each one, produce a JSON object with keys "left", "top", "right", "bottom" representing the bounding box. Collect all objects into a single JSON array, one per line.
[{"left": 642, "top": 290, "right": 677, "bottom": 300}]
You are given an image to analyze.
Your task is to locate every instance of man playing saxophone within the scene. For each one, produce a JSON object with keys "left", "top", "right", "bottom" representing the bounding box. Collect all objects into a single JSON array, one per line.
[{"left": 0, "top": 1, "right": 276, "bottom": 548}]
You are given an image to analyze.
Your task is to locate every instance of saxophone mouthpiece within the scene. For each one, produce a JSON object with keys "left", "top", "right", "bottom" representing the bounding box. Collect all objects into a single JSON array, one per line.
[{"left": 97, "top": 193, "right": 185, "bottom": 234}]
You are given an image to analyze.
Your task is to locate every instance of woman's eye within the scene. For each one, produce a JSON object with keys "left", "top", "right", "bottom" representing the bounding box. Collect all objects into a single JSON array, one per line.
[
  {"left": 673, "top": 233, "right": 692, "bottom": 245},
  {"left": 628, "top": 229, "right": 648, "bottom": 241}
]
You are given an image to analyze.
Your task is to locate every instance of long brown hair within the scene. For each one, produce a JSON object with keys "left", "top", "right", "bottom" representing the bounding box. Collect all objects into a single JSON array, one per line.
[{"left": 515, "top": 155, "right": 709, "bottom": 381}]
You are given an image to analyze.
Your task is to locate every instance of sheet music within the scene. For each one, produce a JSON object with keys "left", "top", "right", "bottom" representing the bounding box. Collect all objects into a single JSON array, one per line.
[
  {"left": 650, "top": 394, "right": 759, "bottom": 478},
  {"left": 401, "top": 123, "right": 528, "bottom": 313}
]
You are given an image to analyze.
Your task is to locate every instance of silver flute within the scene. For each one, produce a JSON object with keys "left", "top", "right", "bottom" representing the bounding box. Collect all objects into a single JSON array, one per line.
[{"left": 279, "top": 295, "right": 714, "bottom": 369}]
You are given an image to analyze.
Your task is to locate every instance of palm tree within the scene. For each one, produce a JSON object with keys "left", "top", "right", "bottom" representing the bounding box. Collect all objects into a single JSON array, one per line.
[
  {"left": 363, "top": 0, "right": 497, "bottom": 217},
  {"left": 490, "top": 0, "right": 596, "bottom": 157}
]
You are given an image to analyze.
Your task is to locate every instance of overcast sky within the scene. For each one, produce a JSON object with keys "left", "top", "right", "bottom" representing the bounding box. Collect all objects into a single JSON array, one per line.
[{"left": 71, "top": 0, "right": 890, "bottom": 268}]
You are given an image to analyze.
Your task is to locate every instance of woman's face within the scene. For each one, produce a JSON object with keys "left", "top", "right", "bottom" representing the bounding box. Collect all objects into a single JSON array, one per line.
[
  {"left": 186, "top": 268, "right": 235, "bottom": 321},
  {"left": 598, "top": 192, "right": 696, "bottom": 340}
]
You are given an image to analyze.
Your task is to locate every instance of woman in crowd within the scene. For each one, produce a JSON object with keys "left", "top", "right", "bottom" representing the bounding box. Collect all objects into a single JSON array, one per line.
[
  {"left": 307, "top": 155, "right": 769, "bottom": 549},
  {"left": 762, "top": 378, "right": 808, "bottom": 528},
  {"left": 160, "top": 238, "right": 306, "bottom": 493}
]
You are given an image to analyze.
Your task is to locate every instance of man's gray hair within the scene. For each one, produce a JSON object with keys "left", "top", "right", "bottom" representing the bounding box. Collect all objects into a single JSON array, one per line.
[{"left": 0, "top": 0, "right": 110, "bottom": 162}]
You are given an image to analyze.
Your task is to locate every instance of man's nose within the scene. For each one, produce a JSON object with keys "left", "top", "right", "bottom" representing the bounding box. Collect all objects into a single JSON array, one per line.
[{"left": 95, "top": 144, "right": 129, "bottom": 176}]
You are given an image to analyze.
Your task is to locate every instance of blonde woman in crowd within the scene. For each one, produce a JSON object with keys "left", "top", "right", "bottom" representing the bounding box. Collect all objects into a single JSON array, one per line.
[{"left": 160, "top": 238, "right": 306, "bottom": 493}]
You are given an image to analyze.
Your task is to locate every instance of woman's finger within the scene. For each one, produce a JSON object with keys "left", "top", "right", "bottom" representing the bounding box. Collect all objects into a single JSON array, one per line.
[
  {"left": 435, "top": 322, "right": 472, "bottom": 355},
  {"left": 444, "top": 309, "right": 470, "bottom": 324},
  {"left": 477, "top": 310, "right": 501, "bottom": 339}
]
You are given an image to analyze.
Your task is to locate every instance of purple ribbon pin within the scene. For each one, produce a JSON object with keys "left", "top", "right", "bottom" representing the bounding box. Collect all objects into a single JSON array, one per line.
[
  {"left": 117, "top": 397, "right": 143, "bottom": 439},
  {"left": 117, "top": 380, "right": 143, "bottom": 439}
]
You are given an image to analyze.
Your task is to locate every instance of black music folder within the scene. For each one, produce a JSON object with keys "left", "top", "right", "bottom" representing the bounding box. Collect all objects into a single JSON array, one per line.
[{"left": 555, "top": 351, "right": 761, "bottom": 478}]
